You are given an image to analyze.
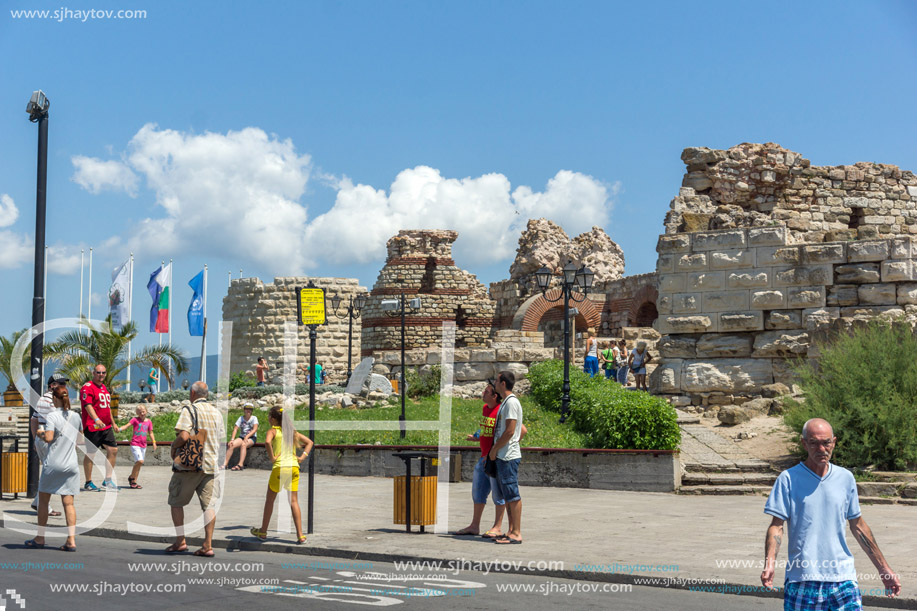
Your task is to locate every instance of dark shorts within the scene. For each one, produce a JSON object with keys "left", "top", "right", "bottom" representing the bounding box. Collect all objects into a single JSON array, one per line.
[
  {"left": 256, "top": 381, "right": 265, "bottom": 387},
  {"left": 495, "top": 458, "right": 521, "bottom": 503},
  {"left": 84, "top": 427, "right": 117, "bottom": 450}
]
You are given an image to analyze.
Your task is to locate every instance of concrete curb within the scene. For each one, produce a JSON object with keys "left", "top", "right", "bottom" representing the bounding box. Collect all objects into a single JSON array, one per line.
[{"left": 77, "top": 527, "right": 917, "bottom": 608}]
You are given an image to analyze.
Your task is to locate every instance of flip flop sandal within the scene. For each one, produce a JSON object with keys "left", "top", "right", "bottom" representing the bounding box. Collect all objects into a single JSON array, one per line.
[
  {"left": 193, "top": 548, "right": 215, "bottom": 557},
  {"left": 250, "top": 527, "right": 267, "bottom": 540},
  {"left": 59, "top": 544, "right": 77, "bottom": 552},
  {"left": 165, "top": 543, "right": 188, "bottom": 554},
  {"left": 128, "top": 478, "right": 142, "bottom": 489},
  {"left": 452, "top": 528, "right": 478, "bottom": 536},
  {"left": 24, "top": 539, "right": 45, "bottom": 549},
  {"left": 297, "top": 535, "right": 307, "bottom": 544},
  {"left": 481, "top": 531, "right": 503, "bottom": 539},
  {"left": 494, "top": 537, "right": 523, "bottom": 545},
  {"left": 48, "top": 510, "right": 62, "bottom": 517}
]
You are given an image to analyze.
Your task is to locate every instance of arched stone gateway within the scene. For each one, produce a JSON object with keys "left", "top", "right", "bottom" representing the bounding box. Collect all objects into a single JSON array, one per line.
[
  {"left": 627, "top": 285, "right": 659, "bottom": 328},
  {"left": 517, "top": 289, "right": 602, "bottom": 332}
]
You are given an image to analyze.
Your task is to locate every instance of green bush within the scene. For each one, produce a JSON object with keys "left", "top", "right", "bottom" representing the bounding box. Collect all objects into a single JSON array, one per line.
[
  {"left": 117, "top": 389, "right": 190, "bottom": 403},
  {"left": 784, "top": 321, "right": 917, "bottom": 470},
  {"left": 231, "top": 384, "right": 346, "bottom": 399},
  {"left": 405, "top": 365, "right": 442, "bottom": 399},
  {"left": 527, "top": 359, "right": 680, "bottom": 450},
  {"left": 229, "top": 371, "right": 257, "bottom": 392}
]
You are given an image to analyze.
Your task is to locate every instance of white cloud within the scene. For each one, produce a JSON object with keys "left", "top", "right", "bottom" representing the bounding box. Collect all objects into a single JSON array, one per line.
[
  {"left": 305, "top": 167, "right": 614, "bottom": 267},
  {"left": 0, "top": 194, "right": 19, "bottom": 227},
  {"left": 47, "top": 244, "right": 83, "bottom": 275},
  {"left": 74, "top": 125, "right": 615, "bottom": 275},
  {"left": 71, "top": 155, "right": 139, "bottom": 196},
  {"left": 0, "top": 230, "right": 33, "bottom": 269}
]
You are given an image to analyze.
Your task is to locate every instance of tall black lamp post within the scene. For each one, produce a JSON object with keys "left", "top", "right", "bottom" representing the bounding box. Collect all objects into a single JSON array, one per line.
[
  {"left": 26, "top": 90, "right": 50, "bottom": 498},
  {"left": 535, "top": 261, "right": 594, "bottom": 423},
  {"left": 330, "top": 293, "right": 367, "bottom": 384},
  {"left": 381, "top": 292, "right": 421, "bottom": 438}
]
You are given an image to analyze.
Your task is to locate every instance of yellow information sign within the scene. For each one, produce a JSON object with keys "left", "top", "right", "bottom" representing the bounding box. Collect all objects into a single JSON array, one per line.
[{"left": 297, "top": 287, "right": 326, "bottom": 326}]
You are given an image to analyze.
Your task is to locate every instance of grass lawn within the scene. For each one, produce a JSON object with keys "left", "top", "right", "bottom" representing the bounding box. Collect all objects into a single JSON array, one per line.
[{"left": 112, "top": 395, "right": 591, "bottom": 449}]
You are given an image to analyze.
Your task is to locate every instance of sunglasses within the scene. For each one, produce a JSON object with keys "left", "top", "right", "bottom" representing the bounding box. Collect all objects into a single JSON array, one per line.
[{"left": 94, "top": 370, "right": 106, "bottom": 374}]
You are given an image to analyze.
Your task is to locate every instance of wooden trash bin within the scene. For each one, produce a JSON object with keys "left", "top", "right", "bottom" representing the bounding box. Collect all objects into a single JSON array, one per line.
[
  {"left": 393, "top": 475, "right": 437, "bottom": 527},
  {"left": 1, "top": 436, "right": 27, "bottom": 499}
]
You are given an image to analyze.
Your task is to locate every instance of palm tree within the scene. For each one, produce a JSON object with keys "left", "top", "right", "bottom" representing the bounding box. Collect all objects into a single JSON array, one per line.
[
  {"left": 0, "top": 328, "right": 31, "bottom": 392},
  {"left": 44, "top": 315, "right": 188, "bottom": 392}
]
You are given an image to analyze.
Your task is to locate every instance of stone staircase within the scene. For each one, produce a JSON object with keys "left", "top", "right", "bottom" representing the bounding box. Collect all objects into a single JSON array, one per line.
[{"left": 677, "top": 413, "right": 778, "bottom": 495}]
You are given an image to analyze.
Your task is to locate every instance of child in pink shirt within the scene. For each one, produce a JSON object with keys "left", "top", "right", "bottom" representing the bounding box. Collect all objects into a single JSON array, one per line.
[{"left": 115, "top": 406, "right": 156, "bottom": 489}]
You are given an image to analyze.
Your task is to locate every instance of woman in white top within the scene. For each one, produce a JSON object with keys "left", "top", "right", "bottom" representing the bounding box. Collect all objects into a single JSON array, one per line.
[{"left": 627, "top": 341, "right": 652, "bottom": 392}]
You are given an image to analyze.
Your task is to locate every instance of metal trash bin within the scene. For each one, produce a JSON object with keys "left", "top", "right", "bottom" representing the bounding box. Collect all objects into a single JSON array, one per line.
[
  {"left": 0, "top": 435, "right": 27, "bottom": 499},
  {"left": 392, "top": 451, "right": 438, "bottom": 532}
]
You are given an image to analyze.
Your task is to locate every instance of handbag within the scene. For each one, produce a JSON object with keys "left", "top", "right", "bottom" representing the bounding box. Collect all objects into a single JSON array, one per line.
[{"left": 172, "top": 405, "right": 208, "bottom": 472}]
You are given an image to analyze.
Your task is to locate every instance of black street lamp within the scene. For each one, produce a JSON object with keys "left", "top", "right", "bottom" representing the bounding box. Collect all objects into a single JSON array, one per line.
[
  {"left": 535, "top": 261, "right": 594, "bottom": 423},
  {"left": 381, "top": 292, "right": 421, "bottom": 438},
  {"left": 26, "top": 90, "right": 50, "bottom": 498},
  {"left": 330, "top": 293, "right": 367, "bottom": 385}
]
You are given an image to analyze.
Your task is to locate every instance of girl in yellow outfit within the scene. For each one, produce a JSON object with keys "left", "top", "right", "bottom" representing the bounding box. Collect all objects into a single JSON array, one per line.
[{"left": 250, "top": 406, "right": 313, "bottom": 543}]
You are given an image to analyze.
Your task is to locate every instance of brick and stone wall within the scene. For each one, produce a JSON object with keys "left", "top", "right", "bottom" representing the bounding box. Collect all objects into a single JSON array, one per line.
[
  {"left": 651, "top": 225, "right": 917, "bottom": 407},
  {"left": 361, "top": 230, "right": 497, "bottom": 354},
  {"left": 222, "top": 276, "right": 368, "bottom": 385},
  {"left": 666, "top": 143, "right": 917, "bottom": 243}
]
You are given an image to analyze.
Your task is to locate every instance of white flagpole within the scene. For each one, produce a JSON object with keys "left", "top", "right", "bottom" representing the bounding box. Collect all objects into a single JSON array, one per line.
[
  {"left": 168, "top": 258, "right": 173, "bottom": 391},
  {"left": 88, "top": 247, "right": 93, "bottom": 326},
  {"left": 43, "top": 246, "right": 47, "bottom": 321},
  {"left": 228, "top": 271, "right": 231, "bottom": 289},
  {"left": 127, "top": 253, "right": 133, "bottom": 390},
  {"left": 79, "top": 248, "right": 84, "bottom": 333},
  {"left": 201, "top": 264, "right": 208, "bottom": 384}
]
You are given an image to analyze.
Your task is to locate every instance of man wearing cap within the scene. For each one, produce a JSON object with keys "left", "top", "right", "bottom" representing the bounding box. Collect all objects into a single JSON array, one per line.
[
  {"left": 81, "top": 364, "right": 118, "bottom": 491},
  {"left": 29, "top": 373, "right": 69, "bottom": 515},
  {"left": 223, "top": 403, "right": 259, "bottom": 471}
]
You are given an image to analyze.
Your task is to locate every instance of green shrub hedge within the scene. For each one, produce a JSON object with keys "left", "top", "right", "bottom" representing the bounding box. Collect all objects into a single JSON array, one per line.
[
  {"left": 784, "top": 321, "right": 917, "bottom": 471},
  {"left": 231, "top": 384, "right": 346, "bottom": 399},
  {"left": 527, "top": 359, "right": 680, "bottom": 450}
]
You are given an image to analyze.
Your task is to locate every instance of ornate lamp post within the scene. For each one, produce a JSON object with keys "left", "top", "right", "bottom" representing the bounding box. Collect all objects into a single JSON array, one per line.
[
  {"left": 381, "top": 293, "right": 421, "bottom": 438},
  {"left": 329, "top": 293, "right": 367, "bottom": 385},
  {"left": 534, "top": 261, "right": 594, "bottom": 423}
]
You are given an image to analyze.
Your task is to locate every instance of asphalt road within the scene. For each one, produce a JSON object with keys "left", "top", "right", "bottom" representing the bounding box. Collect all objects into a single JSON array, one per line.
[{"left": 0, "top": 529, "right": 796, "bottom": 611}]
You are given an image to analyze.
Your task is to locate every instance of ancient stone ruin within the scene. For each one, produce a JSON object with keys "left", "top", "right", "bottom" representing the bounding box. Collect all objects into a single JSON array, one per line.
[{"left": 651, "top": 143, "right": 917, "bottom": 419}]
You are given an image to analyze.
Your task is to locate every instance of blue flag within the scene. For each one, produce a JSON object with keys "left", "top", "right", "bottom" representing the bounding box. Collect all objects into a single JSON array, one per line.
[{"left": 187, "top": 270, "right": 205, "bottom": 336}]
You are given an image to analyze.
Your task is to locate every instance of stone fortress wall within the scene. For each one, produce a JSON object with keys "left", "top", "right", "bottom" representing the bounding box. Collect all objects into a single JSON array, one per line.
[{"left": 651, "top": 143, "right": 917, "bottom": 412}]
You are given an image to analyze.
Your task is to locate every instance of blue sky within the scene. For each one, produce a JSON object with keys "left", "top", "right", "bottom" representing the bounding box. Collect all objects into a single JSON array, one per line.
[{"left": 1, "top": 0, "right": 916, "bottom": 366}]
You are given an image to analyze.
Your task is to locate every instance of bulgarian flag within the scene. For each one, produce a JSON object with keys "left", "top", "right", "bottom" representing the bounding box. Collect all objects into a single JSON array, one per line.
[{"left": 147, "top": 263, "right": 172, "bottom": 333}]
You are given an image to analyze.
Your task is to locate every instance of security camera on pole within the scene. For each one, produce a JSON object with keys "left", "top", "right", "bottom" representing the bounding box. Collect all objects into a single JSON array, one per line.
[{"left": 295, "top": 281, "right": 328, "bottom": 534}]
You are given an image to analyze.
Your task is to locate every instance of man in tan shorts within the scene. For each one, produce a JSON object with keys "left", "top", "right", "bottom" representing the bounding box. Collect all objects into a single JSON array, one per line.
[{"left": 166, "top": 381, "right": 225, "bottom": 557}]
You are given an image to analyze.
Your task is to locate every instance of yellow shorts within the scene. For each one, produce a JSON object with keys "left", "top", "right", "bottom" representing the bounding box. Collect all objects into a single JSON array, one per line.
[{"left": 268, "top": 465, "right": 299, "bottom": 493}]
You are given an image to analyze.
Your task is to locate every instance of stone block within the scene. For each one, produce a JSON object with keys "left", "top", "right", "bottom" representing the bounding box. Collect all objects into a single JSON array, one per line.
[
  {"left": 825, "top": 229, "right": 858, "bottom": 242},
  {"left": 747, "top": 226, "right": 787, "bottom": 247},
  {"left": 835, "top": 263, "right": 880, "bottom": 284},
  {"left": 676, "top": 253, "right": 708, "bottom": 271},
  {"left": 692, "top": 230, "right": 747, "bottom": 251},
  {"left": 681, "top": 359, "right": 773, "bottom": 393},
  {"left": 882, "top": 260, "right": 916, "bottom": 282},
  {"left": 787, "top": 286, "right": 826, "bottom": 309},
  {"left": 650, "top": 359, "right": 682, "bottom": 394},
  {"left": 726, "top": 271, "right": 770, "bottom": 289},
  {"left": 495, "top": 348, "right": 513, "bottom": 361},
  {"left": 891, "top": 237, "right": 917, "bottom": 259},
  {"left": 657, "top": 234, "right": 691, "bottom": 254},
  {"left": 802, "top": 243, "right": 846, "bottom": 265},
  {"left": 839, "top": 306, "right": 906, "bottom": 320},
  {"left": 454, "top": 362, "right": 495, "bottom": 382},
  {"left": 847, "top": 240, "right": 890, "bottom": 262},
  {"left": 695, "top": 334, "right": 753, "bottom": 358},
  {"left": 659, "top": 274, "right": 686, "bottom": 293},
  {"left": 750, "top": 289, "right": 786, "bottom": 310},
  {"left": 657, "top": 336, "right": 696, "bottom": 359},
  {"left": 858, "top": 283, "right": 897, "bottom": 306},
  {"left": 756, "top": 246, "right": 801, "bottom": 267},
  {"left": 718, "top": 311, "right": 763, "bottom": 332},
  {"left": 802, "top": 307, "right": 840, "bottom": 330},
  {"left": 470, "top": 349, "right": 496, "bottom": 362},
  {"left": 686, "top": 271, "right": 726, "bottom": 292},
  {"left": 702, "top": 290, "right": 749, "bottom": 312},
  {"left": 774, "top": 266, "right": 833, "bottom": 287},
  {"left": 827, "top": 285, "right": 859, "bottom": 307},
  {"left": 752, "top": 330, "right": 809, "bottom": 357},
  {"left": 656, "top": 253, "right": 676, "bottom": 274},
  {"left": 523, "top": 348, "right": 554, "bottom": 361},
  {"left": 709, "top": 249, "right": 755, "bottom": 270},
  {"left": 655, "top": 315, "right": 714, "bottom": 334},
  {"left": 717, "top": 406, "right": 752, "bottom": 425},
  {"left": 897, "top": 283, "right": 917, "bottom": 305},
  {"left": 765, "top": 310, "right": 802, "bottom": 330},
  {"left": 657, "top": 294, "right": 673, "bottom": 315},
  {"left": 672, "top": 293, "right": 701, "bottom": 314}
]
